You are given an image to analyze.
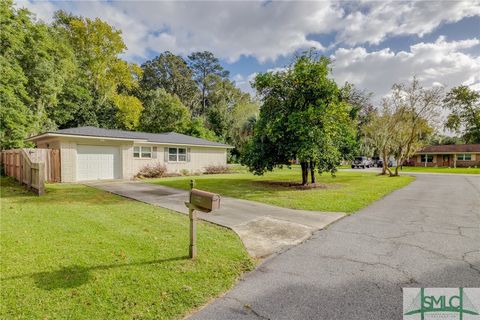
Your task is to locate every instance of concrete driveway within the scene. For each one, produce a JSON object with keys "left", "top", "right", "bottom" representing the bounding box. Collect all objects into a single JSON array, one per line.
[
  {"left": 86, "top": 180, "right": 344, "bottom": 258},
  {"left": 190, "top": 174, "right": 480, "bottom": 319}
]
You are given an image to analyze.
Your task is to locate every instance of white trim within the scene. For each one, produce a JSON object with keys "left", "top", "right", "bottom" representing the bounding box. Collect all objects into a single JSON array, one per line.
[
  {"left": 27, "top": 133, "right": 140, "bottom": 142},
  {"left": 133, "top": 146, "right": 153, "bottom": 159},
  {"left": 167, "top": 147, "right": 187, "bottom": 163}
]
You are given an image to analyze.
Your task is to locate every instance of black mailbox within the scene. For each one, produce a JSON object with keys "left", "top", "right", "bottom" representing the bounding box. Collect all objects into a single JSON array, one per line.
[{"left": 190, "top": 189, "right": 221, "bottom": 212}]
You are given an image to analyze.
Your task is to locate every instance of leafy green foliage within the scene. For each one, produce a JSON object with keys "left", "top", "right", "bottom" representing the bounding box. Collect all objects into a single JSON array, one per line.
[
  {"left": 140, "top": 52, "right": 199, "bottom": 111},
  {"left": 444, "top": 85, "right": 480, "bottom": 143},
  {"left": 242, "top": 52, "right": 356, "bottom": 184},
  {"left": 54, "top": 11, "right": 144, "bottom": 130},
  {"left": 0, "top": 1, "right": 72, "bottom": 147},
  {"left": 188, "top": 51, "right": 230, "bottom": 116},
  {"left": 0, "top": 2, "right": 257, "bottom": 151},
  {"left": 139, "top": 89, "right": 191, "bottom": 133}
]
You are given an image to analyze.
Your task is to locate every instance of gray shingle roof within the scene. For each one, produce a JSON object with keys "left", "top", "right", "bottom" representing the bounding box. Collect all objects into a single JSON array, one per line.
[
  {"left": 418, "top": 144, "right": 480, "bottom": 153},
  {"left": 43, "top": 126, "right": 231, "bottom": 148}
]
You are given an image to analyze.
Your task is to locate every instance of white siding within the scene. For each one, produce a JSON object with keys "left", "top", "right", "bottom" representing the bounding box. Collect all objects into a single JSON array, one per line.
[
  {"left": 129, "top": 145, "right": 227, "bottom": 178},
  {"left": 33, "top": 137, "right": 228, "bottom": 181},
  {"left": 60, "top": 141, "right": 77, "bottom": 182}
]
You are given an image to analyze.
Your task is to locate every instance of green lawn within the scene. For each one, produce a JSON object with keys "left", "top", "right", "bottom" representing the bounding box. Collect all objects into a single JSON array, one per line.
[
  {"left": 0, "top": 177, "right": 252, "bottom": 320},
  {"left": 149, "top": 168, "right": 415, "bottom": 213},
  {"left": 398, "top": 166, "right": 480, "bottom": 174}
]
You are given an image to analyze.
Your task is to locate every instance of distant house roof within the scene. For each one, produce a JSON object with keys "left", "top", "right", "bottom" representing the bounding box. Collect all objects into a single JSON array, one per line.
[
  {"left": 417, "top": 144, "right": 480, "bottom": 153},
  {"left": 27, "top": 126, "right": 232, "bottom": 148}
]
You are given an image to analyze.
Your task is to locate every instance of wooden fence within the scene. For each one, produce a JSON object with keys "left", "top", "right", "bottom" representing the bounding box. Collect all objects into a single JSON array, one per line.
[{"left": 1, "top": 148, "right": 61, "bottom": 195}]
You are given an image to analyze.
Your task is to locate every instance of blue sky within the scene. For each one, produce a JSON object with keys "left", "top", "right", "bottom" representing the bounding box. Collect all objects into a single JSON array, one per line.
[{"left": 19, "top": 1, "right": 480, "bottom": 98}]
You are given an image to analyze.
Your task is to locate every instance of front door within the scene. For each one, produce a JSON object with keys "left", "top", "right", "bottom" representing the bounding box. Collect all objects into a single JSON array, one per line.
[{"left": 442, "top": 155, "right": 450, "bottom": 167}]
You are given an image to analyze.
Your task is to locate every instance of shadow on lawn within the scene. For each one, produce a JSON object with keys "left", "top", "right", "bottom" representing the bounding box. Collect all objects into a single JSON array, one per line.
[{"left": 3, "top": 256, "right": 188, "bottom": 290}]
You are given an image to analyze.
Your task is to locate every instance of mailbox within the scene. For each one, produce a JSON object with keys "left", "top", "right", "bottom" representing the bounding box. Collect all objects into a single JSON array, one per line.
[{"left": 189, "top": 188, "right": 221, "bottom": 212}]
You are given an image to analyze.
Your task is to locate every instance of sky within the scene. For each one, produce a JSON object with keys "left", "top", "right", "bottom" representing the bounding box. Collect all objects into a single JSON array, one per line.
[{"left": 17, "top": 0, "right": 480, "bottom": 99}]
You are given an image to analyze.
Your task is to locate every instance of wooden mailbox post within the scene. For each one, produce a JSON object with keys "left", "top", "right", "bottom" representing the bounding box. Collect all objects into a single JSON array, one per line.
[{"left": 185, "top": 180, "right": 221, "bottom": 259}]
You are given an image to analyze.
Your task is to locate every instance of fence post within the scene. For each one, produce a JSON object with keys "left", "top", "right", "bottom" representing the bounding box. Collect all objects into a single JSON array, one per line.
[{"left": 37, "top": 162, "right": 45, "bottom": 195}]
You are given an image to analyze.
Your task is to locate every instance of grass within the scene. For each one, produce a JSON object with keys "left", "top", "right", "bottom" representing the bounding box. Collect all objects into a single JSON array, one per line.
[
  {"left": 0, "top": 177, "right": 253, "bottom": 320},
  {"left": 149, "top": 167, "right": 415, "bottom": 213},
  {"left": 398, "top": 166, "right": 480, "bottom": 174}
]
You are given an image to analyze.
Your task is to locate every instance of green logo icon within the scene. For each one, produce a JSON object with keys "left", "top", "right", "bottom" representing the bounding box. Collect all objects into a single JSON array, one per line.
[{"left": 404, "top": 288, "right": 479, "bottom": 320}]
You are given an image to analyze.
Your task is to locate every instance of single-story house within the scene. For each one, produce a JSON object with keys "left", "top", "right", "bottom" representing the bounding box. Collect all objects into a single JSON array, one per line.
[
  {"left": 412, "top": 144, "right": 480, "bottom": 167},
  {"left": 27, "top": 126, "right": 232, "bottom": 182}
]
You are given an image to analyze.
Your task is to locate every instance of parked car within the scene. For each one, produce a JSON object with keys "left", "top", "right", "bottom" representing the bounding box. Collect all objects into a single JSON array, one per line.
[
  {"left": 351, "top": 156, "right": 373, "bottom": 169},
  {"left": 371, "top": 156, "right": 383, "bottom": 168}
]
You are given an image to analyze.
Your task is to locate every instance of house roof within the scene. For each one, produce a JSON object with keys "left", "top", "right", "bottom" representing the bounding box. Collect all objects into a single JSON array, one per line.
[
  {"left": 417, "top": 144, "right": 480, "bottom": 153},
  {"left": 27, "top": 126, "right": 233, "bottom": 148}
]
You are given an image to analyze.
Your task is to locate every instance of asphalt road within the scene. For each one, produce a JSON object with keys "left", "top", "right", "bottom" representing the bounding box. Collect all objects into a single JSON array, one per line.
[{"left": 190, "top": 174, "right": 480, "bottom": 320}]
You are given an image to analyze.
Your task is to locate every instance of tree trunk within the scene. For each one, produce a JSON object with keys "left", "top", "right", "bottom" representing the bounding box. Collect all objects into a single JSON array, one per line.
[
  {"left": 310, "top": 160, "right": 316, "bottom": 184},
  {"left": 393, "top": 157, "right": 402, "bottom": 176},
  {"left": 300, "top": 161, "right": 308, "bottom": 185}
]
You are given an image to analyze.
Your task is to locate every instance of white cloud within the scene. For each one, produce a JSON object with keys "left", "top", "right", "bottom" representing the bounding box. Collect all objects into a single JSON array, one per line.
[
  {"left": 337, "top": 1, "right": 480, "bottom": 45},
  {"left": 16, "top": 1, "right": 480, "bottom": 62},
  {"left": 331, "top": 36, "right": 480, "bottom": 98}
]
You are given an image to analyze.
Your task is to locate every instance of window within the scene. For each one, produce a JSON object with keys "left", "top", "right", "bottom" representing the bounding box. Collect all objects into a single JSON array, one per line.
[
  {"left": 457, "top": 154, "right": 472, "bottom": 161},
  {"left": 178, "top": 148, "right": 187, "bottom": 162},
  {"left": 168, "top": 147, "right": 187, "bottom": 162},
  {"left": 141, "top": 147, "right": 152, "bottom": 158},
  {"left": 421, "top": 155, "right": 433, "bottom": 163},
  {"left": 134, "top": 146, "right": 152, "bottom": 158}
]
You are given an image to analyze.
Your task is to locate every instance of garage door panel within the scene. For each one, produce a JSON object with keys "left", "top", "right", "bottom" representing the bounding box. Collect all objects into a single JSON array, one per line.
[{"left": 76, "top": 145, "right": 121, "bottom": 181}]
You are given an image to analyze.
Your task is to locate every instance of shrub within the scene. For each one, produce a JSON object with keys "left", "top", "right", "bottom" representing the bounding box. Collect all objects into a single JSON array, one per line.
[
  {"left": 180, "top": 169, "right": 190, "bottom": 176},
  {"left": 136, "top": 163, "right": 167, "bottom": 178},
  {"left": 203, "top": 165, "right": 232, "bottom": 174}
]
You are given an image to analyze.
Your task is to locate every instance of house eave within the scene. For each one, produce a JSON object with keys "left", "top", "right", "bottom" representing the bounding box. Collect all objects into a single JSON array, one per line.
[
  {"left": 26, "top": 133, "right": 233, "bottom": 149},
  {"left": 26, "top": 133, "right": 141, "bottom": 143}
]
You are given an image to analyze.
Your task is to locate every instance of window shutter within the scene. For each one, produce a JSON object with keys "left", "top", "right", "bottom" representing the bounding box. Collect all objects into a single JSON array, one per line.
[
  {"left": 187, "top": 148, "right": 191, "bottom": 162},
  {"left": 164, "top": 147, "right": 169, "bottom": 162},
  {"left": 152, "top": 147, "right": 157, "bottom": 159}
]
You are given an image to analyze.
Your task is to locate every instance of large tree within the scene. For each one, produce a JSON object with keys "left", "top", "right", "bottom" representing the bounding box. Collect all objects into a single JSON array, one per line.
[
  {"left": 444, "top": 85, "right": 480, "bottom": 144},
  {"left": 139, "top": 89, "right": 191, "bottom": 134},
  {"left": 54, "top": 11, "right": 143, "bottom": 130},
  {"left": 188, "top": 51, "right": 229, "bottom": 116},
  {"left": 242, "top": 53, "right": 354, "bottom": 185},
  {"left": 363, "top": 104, "right": 397, "bottom": 175},
  {"left": 0, "top": 1, "right": 75, "bottom": 148},
  {"left": 140, "top": 52, "right": 199, "bottom": 112},
  {"left": 384, "top": 78, "right": 440, "bottom": 176}
]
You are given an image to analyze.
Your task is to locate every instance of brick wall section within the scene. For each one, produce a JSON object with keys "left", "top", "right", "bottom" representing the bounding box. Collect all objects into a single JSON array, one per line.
[{"left": 414, "top": 153, "right": 480, "bottom": 167}]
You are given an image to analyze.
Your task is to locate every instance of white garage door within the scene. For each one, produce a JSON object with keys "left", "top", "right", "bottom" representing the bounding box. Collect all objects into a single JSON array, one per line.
[{"left": 76, "top": 145, "right": 121, "bottom": 181}]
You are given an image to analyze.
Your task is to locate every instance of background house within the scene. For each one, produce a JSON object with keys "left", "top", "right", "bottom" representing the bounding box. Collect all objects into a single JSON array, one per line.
[
  {"left": 27, "top": 127, "right": 232, "bottom": 182},
  {"left": 413, "top": 144, "right": 480, "bottom": 167}
]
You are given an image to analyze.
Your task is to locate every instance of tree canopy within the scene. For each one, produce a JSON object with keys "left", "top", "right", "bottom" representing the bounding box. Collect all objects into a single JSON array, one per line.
[
  {"left": 242, "top": 53, "right": 355, "bottom": 184},
  {"left": 444, "top": 85, "right": 480, "bottom": 144},
  {"left": 0, "top": 2, "right": 256, "bottom": 153}
]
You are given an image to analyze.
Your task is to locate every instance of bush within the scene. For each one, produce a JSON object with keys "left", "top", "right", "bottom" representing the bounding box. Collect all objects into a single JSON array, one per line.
[
  {"left": 136, "top": 163, "right": 167, "bottom": 178},
  {"left": 203, "top": 165, "right": 232, "bottom": 174},
  {"left": 180, "top": 169, "right": 190, "bottom": 176}
]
